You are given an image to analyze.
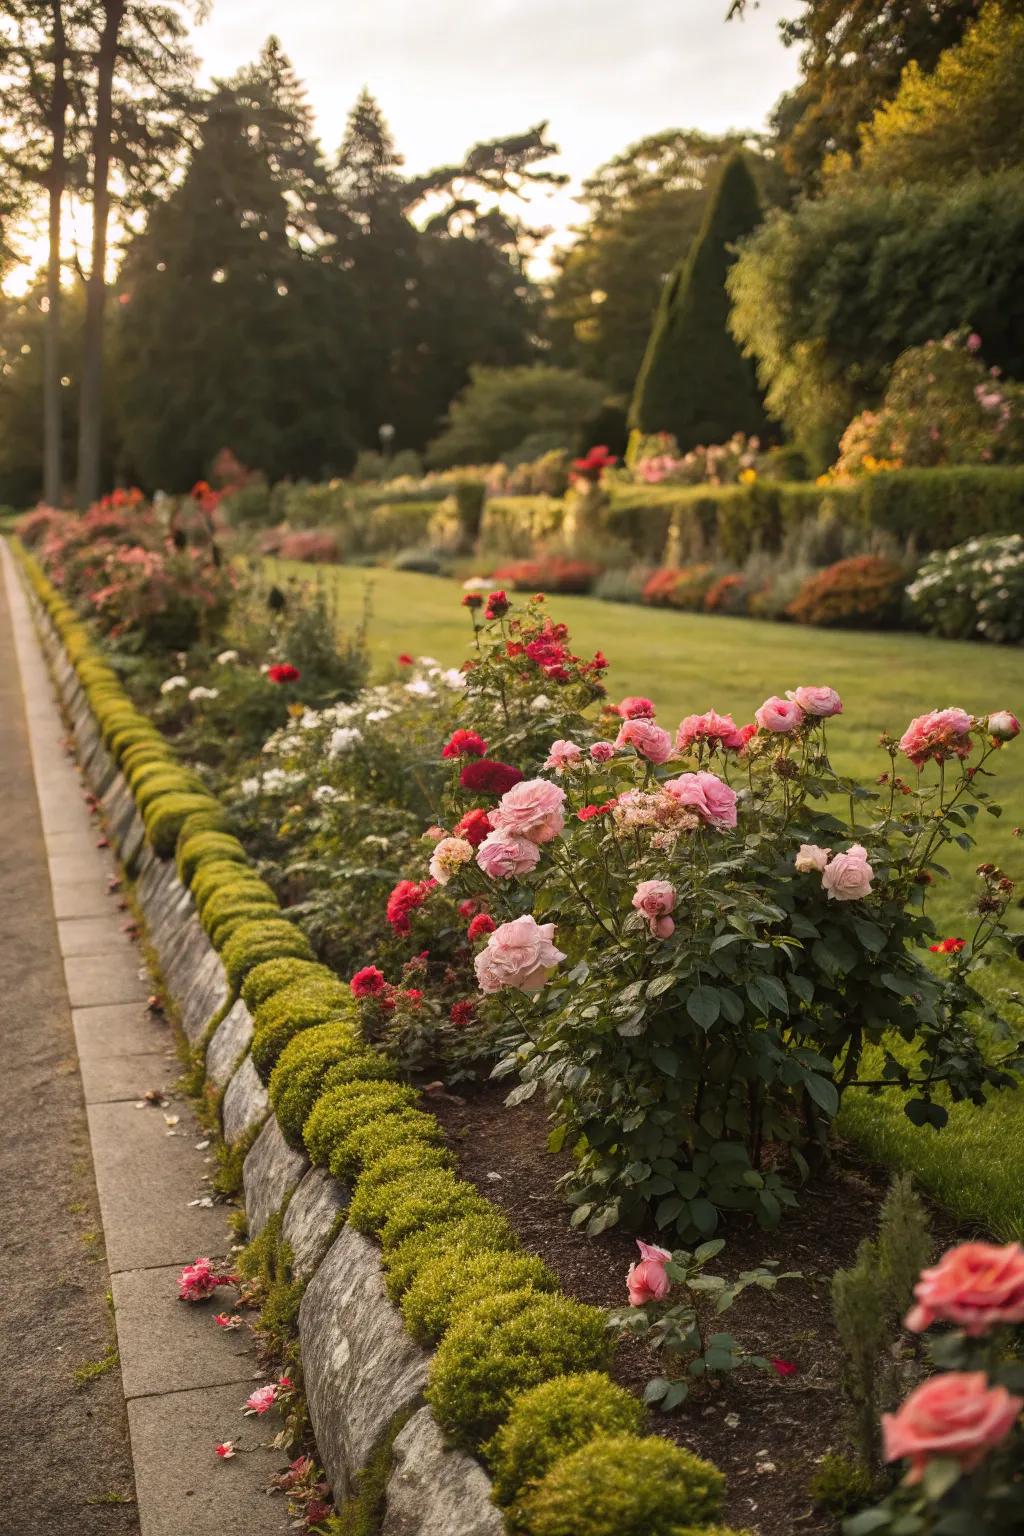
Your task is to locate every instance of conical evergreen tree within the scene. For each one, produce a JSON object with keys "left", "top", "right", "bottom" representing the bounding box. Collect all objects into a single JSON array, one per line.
[{"left": 629, "top": 150, "right": 767, "bottom": 449}]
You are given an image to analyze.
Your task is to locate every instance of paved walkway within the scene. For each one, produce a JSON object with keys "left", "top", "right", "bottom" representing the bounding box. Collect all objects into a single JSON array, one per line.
[{"left": 1, "top": 544, "right": 290, "bottom": 1536}]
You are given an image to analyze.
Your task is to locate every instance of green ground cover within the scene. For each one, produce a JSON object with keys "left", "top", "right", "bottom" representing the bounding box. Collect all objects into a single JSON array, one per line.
[{"left": 277, "top": 560, "right": 1024, "bottom": 1236}]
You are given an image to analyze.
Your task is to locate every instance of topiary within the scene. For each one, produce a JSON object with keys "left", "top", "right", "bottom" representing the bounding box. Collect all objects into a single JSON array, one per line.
[
  {"left": 241, "top": 957, "right": 337, "bottom": 1012},
  {"left": 269, "top": 1028, "right": 396, "bottom": 1148},
  {"left": 134, "top": 768, "right": 205, "bottom": 810},
  {"left": 220, "top": 918, "right": 314, "bottom": 991},
  {"left": 785, "top": 554, "right": 906, "bottom": 629},
  {"left": 401, "top": 1249, "right": 558, "bottom": 1348},
  {"left": 512, "top": 1433, "right": 726, "bottom": 1536},
  {"left": 329, "top": 1111, "right": 447, "bottom": 1182},
  {"left": 302, "top": 1080, "right": 420, "bottom": 1167},
  {"left": 201, "top": 880, "right": 279, "bottom": 935},
  {"left": 347, "top": 1145, "right": 456, "bottom": 1234},
  {"left": 146, "top": 792, "right": 223, "bottom": 857},
  {"left": 189, "top": 861, "right": 266, "bottom": 913},
  {"left": 378, "top": 1171, "right": 493, "bottom": 1252},
  {"left": 250, "top": 977, "right": 354, "bottom": 1081},
  {"left": 382, "top": 1210, "right": 520, "bottom": 1302},
  {"left": 426, "top": 1292, "right": 612, "bottom": 1452},
  {"left": 176, "top": 829, "right": 247, "bottom": 884},
  {"left": 487, "top": 1372, "right": 645, "bottom": 1508}
]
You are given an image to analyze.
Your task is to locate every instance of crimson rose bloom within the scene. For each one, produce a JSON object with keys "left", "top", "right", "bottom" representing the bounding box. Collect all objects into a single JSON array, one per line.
[
  {"left": 350, "top": 965, "right": 386, "bottom": 997},
  {"left": 930, "top": 936, "right": 966, "bottom": 954},
  {"left": 460, "top": 759, "right": 523, "bottom": 796},
  {"left": 450, "top": 1000, "right": 476, "bottom": 1026},
  {"left": 397, "top": 653, "right": 414, "bottom": 666},
  {"left": 461, "top": 592, "right": 483, "bottom": 610},
  {"left": 485, "top": 590, "right": 510, "bottom": 619},
  {"left": 386, "top": 878, "right": 434, "bottom": 933},
  {"left": 267, "top": 663, "right": 300, "bottom": 684},
  {"left": 442, "top": 728, "right": 488, "bottom": 760},
  {"left": 454, "top": 808, "right": 493, "bottom": 847},
  {"left": 467, "top": 913, "right": 497, "bottom": 942}
]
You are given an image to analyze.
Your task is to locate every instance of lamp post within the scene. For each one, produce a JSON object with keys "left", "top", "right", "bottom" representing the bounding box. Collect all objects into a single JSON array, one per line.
[{"left": 378, "top": 422, "right": 396, "bottom": 462}]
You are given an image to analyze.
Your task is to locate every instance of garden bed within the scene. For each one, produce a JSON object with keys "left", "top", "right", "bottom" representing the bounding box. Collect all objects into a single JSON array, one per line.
[{"left": 430, "top": 1080, "right": 958, "bottom": 1535}]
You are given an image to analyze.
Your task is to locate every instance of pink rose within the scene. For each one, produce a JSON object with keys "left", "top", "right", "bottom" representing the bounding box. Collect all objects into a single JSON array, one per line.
[
  {"left": 491, "top": 778, "right": 566, "bottom": 844},
  {"left": 987, "top": 711, "right": 1020, "bottom": 743},
  {"left": 475, "top": 830, "right": 541, "bottom": 880},
  {"left": 822, "top": 841, "right": 878, "bottom": 897},
  {"left": 675, "top": 709, "right": 745, "bottom": 754},
  {"left": 787, "top": 686, "right": 843, "bottom": 719},
  {"left": 618, "top": 696, "right": 655, "bottom": 719},
  {"left": 626, "top": 1239, "right": 673, "bottom": 1306},
  {"left": 795, "top": 843, "right": 830, "bottom": 873},
  {"left": 906, "top": 1242, "right": 1024, "bottom": 1337},
  {"left": 615, "top": 717, "right": 674, "bottom": 765},
  {"left": 632, "top": 880, "right": 676, "bottom": 939},
  {"left": 589, "top": 741, "right": 616, "bottom": 763},
  {"left": 821, "top": 844, "right": 874, "bottom": 901},
  {"left": 663, "top": 771, "right": 737, "bottom": 830},
  {"left": 427, "top": 836, "right": 474, "bottom": 885},
  {"left": 899, "top": 708, "right": 974, "bottom": 767},
  {"left": 544, "top": 739, "right": 583, "bottom": 774},
  {"left": 882, "top": 1372, "right": 1022, "bottom": 1484},
  {"left": 474, "top": 914, "right": 566, "bottom": 993},
  {"left": 755, "top": 696, "right": 804, "bottom": 733},
  {"left": 244, "top": 1384, "right": 278, "bottom": 1416}
]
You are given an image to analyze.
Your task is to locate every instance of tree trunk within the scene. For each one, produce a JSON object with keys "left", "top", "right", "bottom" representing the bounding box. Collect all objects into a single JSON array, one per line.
[
  {"left": 43, "top": 0, "right": 68, "bottom": 507},
  {"left": 76, "top": 0, "right": 124, "bottom": 509}
]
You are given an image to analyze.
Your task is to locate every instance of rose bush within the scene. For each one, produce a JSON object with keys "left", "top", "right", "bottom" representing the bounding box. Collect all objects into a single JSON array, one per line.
[{"left": 410, "top": 596, "right": 1021, "bottom": 1241}]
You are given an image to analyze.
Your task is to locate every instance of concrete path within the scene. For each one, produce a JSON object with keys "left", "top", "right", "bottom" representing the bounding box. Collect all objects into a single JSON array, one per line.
[{"left": 1, "top": 544, "right": 291, "bottom": 1536}]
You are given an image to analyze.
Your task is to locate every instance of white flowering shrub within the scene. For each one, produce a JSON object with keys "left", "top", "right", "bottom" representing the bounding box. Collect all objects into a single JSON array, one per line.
[{"left": 907, "top": 535, "right": 1024, "bottom": 644}]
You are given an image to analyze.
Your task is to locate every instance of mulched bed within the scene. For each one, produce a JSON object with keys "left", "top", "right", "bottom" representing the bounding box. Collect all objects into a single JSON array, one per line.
[{"left": 427, "top": 1079, "right": 959, "bottom": 1536}]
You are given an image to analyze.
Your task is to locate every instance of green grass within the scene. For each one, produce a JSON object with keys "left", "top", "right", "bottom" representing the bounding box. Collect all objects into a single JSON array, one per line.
[{"left": 278, "top": 561, "right": 1024, "bottom": 1237}]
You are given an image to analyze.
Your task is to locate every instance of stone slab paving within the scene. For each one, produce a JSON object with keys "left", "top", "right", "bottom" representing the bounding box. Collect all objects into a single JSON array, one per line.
[{"left": 2, "top": 542, "right": 289, "bottom": 1536}]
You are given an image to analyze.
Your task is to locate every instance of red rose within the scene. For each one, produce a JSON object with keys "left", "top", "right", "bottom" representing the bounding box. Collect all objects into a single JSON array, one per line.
[
  {"left": 449, "top": 1000, "right": 476, "bottom": 1026},
  {"left": 454, "top": 808, "right": 493, "bottom": 847},
  {"left": 462, "top": 592, "right": 483, "bottom": 610},
  {"left": 397, "top": 653, "right": 414, "bottom": 666},
  {"left": 442, "top": 728, "right": 488, "bottom": 760},
  {"left": 485, "top": 590, "right": 509, "bottom": 619},
  {"left": 267, "top": 662, "right": 300, "bottom": 684},
  {"left": 386, "top": 878, "right": 434, "bottom": 933},
  {"left": 350, "top": 965, "right": 386, "bottom": 997},
  {"left": 468, "top": 913, "right": 497, "bottom": 942},
  {"left": 459, "top": 760, "right": 523, "bottom": 796},
  {"left": 930, "top": 936, "right": 966, "bottom": 954}
]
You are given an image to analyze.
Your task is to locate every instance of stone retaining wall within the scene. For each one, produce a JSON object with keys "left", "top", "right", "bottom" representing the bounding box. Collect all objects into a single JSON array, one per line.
[{"left": 28, "top": 591, "right": 505, "bottom": 1536}]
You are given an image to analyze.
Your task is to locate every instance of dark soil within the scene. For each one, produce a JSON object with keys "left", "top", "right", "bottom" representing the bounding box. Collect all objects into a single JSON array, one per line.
[
  {"left": 428, "top": 1078, "right": 958, "bottom": 1536},
  {"left": 0, "top": 574, "right": 138, "bottom": 1534}
]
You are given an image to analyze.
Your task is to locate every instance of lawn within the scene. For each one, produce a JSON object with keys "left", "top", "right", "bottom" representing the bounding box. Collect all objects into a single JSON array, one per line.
[{"left": 279, "top": 560, "right": 1024, "bottom": 1236}]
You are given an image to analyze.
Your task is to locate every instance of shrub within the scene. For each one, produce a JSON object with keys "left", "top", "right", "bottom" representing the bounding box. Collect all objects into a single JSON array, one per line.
[
  {"left": 427, "top": 1291, "right": 611, "bottom": 1452},
  {"left": 391, "top": 546, "right": 445, "bottom": 575},
  {"left": 240, "top": 957, "right": 336, "bottom": 1012},
  {"left": 514, "top": 1434, "right": 725, "bottom": 1536},
  {"left": 176, "top": 830, "right": 248, "bottom": 885},
  {"left": 907, "top": 533, "right": 1024, "bottom": 643},
  {"left": 786, "top": 554, "right": 906, "bottom": 628},
  {"left": 250, "top": 976, "right": 354, "bottom": 1080},
  {"left": 328, "top": 1111, "right": 447, "bottom": 1182},
  {"left": 381, "top": 1210, "right": 519, "bottom": 1301},
  {"left": 488, "top": 1372, "right": 645, "bottom": 1508},
  {"left": 201, "top": 880, "right": 279, "bottom": 935},
  {"left": 145, "top": 792, "right": 223, "bottom": 857},
  {"left": 490, "top": 559, "right": 602, "bottom": 595},
  {"left": 641, "top": 564, "right": 715, "bottom": 609},
  {"left": 268, "top": 1025, "right": 394, "bottom": 1147},
  {"left": 401, "top": 1250, "right": 558, "bottom": 1347},
  {"left": 190, "top": 861, "right": 268, "bottom": 914},
  {"left": 302, "top": 1080, "right": 419, "bottom": 1167},
  {"left": 427, "top": 366, "right": 607, "bottom": 468},
  {"left": 378, "top": 1170, "right": 493, "bottom": 1251},
  {"left": 274, "top": 529, "right": 341, "bottom": 564},
  {"left": 219, "top": 918, "right": 314, "bottom": 992},
  {"left": 347, "top": 1145, "right": 457, "bottom": 1235}
]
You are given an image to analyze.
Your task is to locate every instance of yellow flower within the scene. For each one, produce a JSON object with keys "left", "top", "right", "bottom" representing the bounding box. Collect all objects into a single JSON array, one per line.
[{"left": 739, "top": 467, "right": 758, "bottom": 485}]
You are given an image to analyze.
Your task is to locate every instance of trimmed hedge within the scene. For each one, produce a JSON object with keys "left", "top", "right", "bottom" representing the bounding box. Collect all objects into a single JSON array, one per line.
[
  {"left": 488, "top": 1373, "right": 645, "bottom": 1508},
  {"left": 400, "top": 1249, "right": 557, "bottom": 1347}
]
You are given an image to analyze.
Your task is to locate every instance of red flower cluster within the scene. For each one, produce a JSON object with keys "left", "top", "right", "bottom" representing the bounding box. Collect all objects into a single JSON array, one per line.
[
  {"left": 485, "top": 590, "right": 510, "bottom": 620},
  {"left": 462, "top": 592, "right": 484, "bottom": 610},
  {"left": 450, "top": 1000, "right": 476, "bottom": 1027},
  {"left": 459, "top": 760, "right": 523, "bottom": 796},
  {"left": 442, "top": 728, "right": 488, "bottom": 760},
  {"left": 577, "top": 800, "right": 617, "bottom": 822},
  {"left": 467, "top": 913, "right": 496, "bottom": 942},
  {"left": 350, "top": 965, "right": 386, "bottom": 997},
  {"left": 571, "top": 444, "right": 618, "bottom": 483},
  {"left": 385, "top": 878, "right": 435, "bottom": 933},
  {"left": 454, "top": 808, "right": 493, "bottom": 846},
  {"left": 267, "top": 662, "right": 300, "bottom": 684},
  {"left": 397, "top": 652, "right": 414, "bottom": 666},
  {"left": 617, "top": 696, "right": 655, "bottom": 719},
  {"left": 930, "top": 937, "right": 966, "bottom": 955}
]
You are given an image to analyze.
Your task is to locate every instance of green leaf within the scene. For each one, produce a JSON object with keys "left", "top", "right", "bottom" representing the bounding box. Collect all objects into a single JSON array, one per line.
[
  {"left": 646, "top": 973, "right": 676, "bottom": 999},
  {"left": 757, "top": 974, "right": 790, "bottom": 1015},
  {"left": 688, "top": 1198, "right": 718, "bottom": 1234},
  {"left": 803, "top": 1072, "right": 839, "bottom": 1117},
  {"left": 642, "top": 1377, "right": 670, "bottom": 1404},
  {"left": 687, "top": 987, "right": 721, "bottom": 1031},
  {"left": 655, "top": 1195, "right": 685, "bottom": 1228},
  {"left": 842, "top": 1512, "right": 893, "bottom": 1536},
  {"left": 546, "top": 1124, "right": 567, "bottom": 1155},
  {"left": 661, "top": 1380, "right": 689, "bottom": 1411},
  {"left": 504, "top": 1080, "right": 538, "bottom": 1107},
  {"left": 921, "top": 1457, "right": 962, "bottom": 1502},
  {"left": 651, "top": 1046, "right": 679, "bottom": 1077},
  {"left": 853, "top": 918, "right": 887, "bottom": 953}
]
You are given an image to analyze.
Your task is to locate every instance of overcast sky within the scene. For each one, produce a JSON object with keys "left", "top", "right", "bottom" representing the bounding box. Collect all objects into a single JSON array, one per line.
[{"left": 194, "top": 0, "right": 803, "bottom": 251}]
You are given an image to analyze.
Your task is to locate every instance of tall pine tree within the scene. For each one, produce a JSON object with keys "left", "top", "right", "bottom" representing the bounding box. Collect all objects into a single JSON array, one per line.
[{"left": 629, "top": 150, "right": 767, "bottom": 450}]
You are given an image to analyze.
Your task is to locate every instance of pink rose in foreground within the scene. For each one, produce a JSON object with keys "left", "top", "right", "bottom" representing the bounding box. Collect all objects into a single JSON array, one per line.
[
  {"left": 794, "top": 843, "right": 830, "bottom": 873},
  {"left": 755, "top": 696, "right": 804, "bottom": 733},
  {"left": 675, "top": 709, "right": 745, "bottom": 754},
  {"left": 474, "top": 914, "right": 566, "bottom": 994},
  {"left": 427, "top": 836, "right": 474, "bottom": 886},
  {"left": 618, "top": 696, "right": 655, "bottom": 719},
  {"left": 787, "top": 686, "right": 843, "bottom": 719},
  {"left": 476, "top": 830, "right": 541, "bottom": 880},
  {"left": 244, "top": 1384, "right": 278, "bottom": 1416},
  {"left": 664, "top": 771, "right": 738, "bottom": 830},
  {"left": 491, "top": 778, "right": 566, "bottom": 844},
  {"left": 589, "top": 740, "right": 616, "bottom": 763},
  {"left": 615, "top": 717, "right": 674, "bottom": 765},
  {"left": 627, "top": 1239, "right": 673, "bottom": 1306},
  {"left": 821, "top": 844, "right": 874, "bottom": 901},
  {"left": 545, "top": 739, "right": 583, "bottom": 774},
  {"left": 178, "top": 1257, "right": 233, "bottom": 1302},
  {"left": 987, "top": 710, "right": 1020, "bottom": 743},
  {"left": 906, "top": 1242, "right": 1024, "bottom": 1337},
  {"left": 632, "top": 879, "right": 676, "bottom": 939},
  {"left": 882, "top": 1372, "right": 1021, "bottom": 1484},
  {"left": 899, "top": 708, "right": 974, "bottom": 767}
]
